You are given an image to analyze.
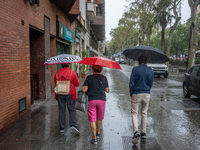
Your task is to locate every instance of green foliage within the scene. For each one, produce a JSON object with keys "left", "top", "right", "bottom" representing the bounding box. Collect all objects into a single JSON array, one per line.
[
  {"left": 82, "top": 49, "right": 87, "bottom": 58},
  {"left": 169, "top": 58, "right": 188, "bottom": 67},
  {"left": 80, "top": 65, "right": 86, "bottom": 74},
  {"left": 108, "top": 0, "right": 200, "bottom": 64},
  {"left": 170, "top": 23, "right": 190, "bottom": 56},
  {"left": 195, "top": 57, "right": 200, "bottom": 64},
  {"left": 81, "top": 49, "right": 88, "bottom": 74},
  {"left": 104, "top": 47, "right": 111, "bottom": 56}
]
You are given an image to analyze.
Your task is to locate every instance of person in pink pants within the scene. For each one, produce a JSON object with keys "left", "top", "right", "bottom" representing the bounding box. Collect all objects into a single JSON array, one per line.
[{"left": 82, "top": 65, "right": 109, "bottom": 144}]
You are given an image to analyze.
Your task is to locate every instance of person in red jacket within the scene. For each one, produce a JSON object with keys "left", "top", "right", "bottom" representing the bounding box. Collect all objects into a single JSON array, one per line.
[{"left": 54, "top": 63, "right": 80, "bottom": 134}]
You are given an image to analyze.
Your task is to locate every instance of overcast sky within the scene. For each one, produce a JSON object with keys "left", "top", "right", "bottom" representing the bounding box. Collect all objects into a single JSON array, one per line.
[{"left": 105, "top": 0, "right": 191, "bottom": 41}]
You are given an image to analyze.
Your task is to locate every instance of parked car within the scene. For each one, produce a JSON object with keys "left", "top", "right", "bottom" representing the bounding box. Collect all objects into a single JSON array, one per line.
[
  {"left": 119, "top": 58, "right": 126, "bottom": 64},
  {"left": 147, "top": 63, "right": 168, "bottom": 78},
  {"left": 183, "top": 64, "right": 200, "bottom": 98},
  {"left": 115, "top": 58, "right": 119, "bottom": 63}
]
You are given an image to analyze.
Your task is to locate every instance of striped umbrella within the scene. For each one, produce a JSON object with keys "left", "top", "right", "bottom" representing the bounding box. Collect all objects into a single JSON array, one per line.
[{"left": 44, "top": 54, "right": 82, "bottom": 65}]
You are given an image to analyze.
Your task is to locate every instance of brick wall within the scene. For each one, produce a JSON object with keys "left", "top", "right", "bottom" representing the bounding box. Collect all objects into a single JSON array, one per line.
[{"left": 0, "top": 0, "right": 73, "bottom": 132}]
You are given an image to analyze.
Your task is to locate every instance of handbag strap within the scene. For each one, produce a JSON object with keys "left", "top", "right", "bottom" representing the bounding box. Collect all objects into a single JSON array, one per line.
[
  {"left": 97, "top": 76, "right": 105, "bottom": 90},
  {"left": 56, "top": 71, "right": 72, "bottom": 81},
  {"left": 56, "top": 71, "right": 74, "bottom": 92}
]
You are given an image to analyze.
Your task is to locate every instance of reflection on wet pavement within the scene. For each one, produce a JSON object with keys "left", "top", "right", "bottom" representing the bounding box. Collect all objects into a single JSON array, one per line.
[
  {"left": 119, "top": 64, "right": 200, "bottom": 150},
  {"left": 122, "top": 136, "right": 161, "bottom": 150}
]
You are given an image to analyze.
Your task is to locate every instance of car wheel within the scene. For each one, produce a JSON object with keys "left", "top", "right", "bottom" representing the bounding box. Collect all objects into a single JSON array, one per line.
[
  {"left": 164, "top": 75, "right": 168, "bottom": 78},
  {"left": 183, "top": 83, "right": 191, "bottom": 98}
]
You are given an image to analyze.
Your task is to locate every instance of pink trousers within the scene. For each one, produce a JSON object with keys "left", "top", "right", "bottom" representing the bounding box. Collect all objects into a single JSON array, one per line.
[{"left": 88, "top": 100, "right": 106, "bottom": 122}]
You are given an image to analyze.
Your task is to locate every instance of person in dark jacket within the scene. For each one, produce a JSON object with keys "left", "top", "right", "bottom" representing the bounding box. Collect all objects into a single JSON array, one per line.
[
  {"left": 129, "top": 55, "right": 154, "bottom": 144},
  {"left": 54, "top": 63, "right": 80, "bottom": 134},
  {"left": 82, "top": 65, "right": 109, "bottom": 145}
]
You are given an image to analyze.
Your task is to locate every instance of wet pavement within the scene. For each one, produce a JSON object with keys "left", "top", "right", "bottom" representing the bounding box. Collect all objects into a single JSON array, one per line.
[{"left": 0, "top": 64, "right": 200, "bottom": 150}]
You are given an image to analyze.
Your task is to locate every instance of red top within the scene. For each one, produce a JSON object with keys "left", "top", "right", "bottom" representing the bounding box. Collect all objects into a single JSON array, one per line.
[{"left": 54, "top": 68, "right": 80, "bottom": 100}]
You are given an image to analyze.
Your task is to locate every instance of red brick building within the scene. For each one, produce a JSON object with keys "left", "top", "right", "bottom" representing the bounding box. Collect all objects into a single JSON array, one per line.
[{"left": 0, "top": 0, "right": 79, "bottom": 132}]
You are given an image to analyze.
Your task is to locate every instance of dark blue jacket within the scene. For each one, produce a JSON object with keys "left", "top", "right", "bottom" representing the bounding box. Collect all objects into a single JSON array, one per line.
[{"left": 129, "top": 64, "right": 154, "bottom": 95}]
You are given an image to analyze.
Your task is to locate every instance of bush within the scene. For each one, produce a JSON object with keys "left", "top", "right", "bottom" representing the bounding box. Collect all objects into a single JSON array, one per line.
[
  {"left": 169, "top": 58, "right": 187, "bottom": 67},
  {"left": 169, "top": 59, "right": 175, "bottom": 64},
  {"left": 173, "top": 59, "right": 180, "bottom": 65},
  {"left": 183, "top": 59, "right": 188, "bottom": 67}
]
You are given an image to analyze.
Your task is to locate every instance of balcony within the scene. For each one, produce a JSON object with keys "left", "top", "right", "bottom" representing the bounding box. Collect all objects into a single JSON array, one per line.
[
  {"left": 49, "top": 0, "right": 79, "bottom": 22},
  {"left": 86, "top": 2, "right": 97, "bottom": 21},
  {"left": 91, "top": 16, "right": 104, "bottom": 25},
  {"left": 90, "top": 0, "right": 105, "bottom": 41}
]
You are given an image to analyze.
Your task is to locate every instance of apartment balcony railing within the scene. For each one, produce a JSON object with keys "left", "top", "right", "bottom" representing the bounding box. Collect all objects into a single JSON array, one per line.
[
  {"left": 91, "top": 16, "right": 104, "bottom": 25},
  {"left": 86, "top": 1, "right": 97, "bottom": 21},
  {"left": 90, "top": 0, "right": 105, "bottom": 41}
]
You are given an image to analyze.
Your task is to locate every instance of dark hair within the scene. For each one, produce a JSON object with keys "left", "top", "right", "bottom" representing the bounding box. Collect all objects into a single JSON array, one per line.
[
  {"left": 92, "top": 65, "right": 103, "bottom": 73},
  {"left": 61, "top": 63, "right": 70, "bottom": 68},
  {"left": 138, "top": 55, "right": 147, "bottom": 64}
]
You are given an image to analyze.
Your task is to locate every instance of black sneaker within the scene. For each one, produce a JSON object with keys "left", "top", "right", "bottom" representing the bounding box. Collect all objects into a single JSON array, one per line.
[
  {"left": 60, "top": 128, "right": 64, "bottom": 133},
  {"left": 91, "top": 139, "right": 97, "bottom": 144},
  {"left": 132, "top": 131, "right": 140, "bottom": 144},
  {"left": 71, "top": 125, "right": 80, "bottom": 135},
  {"left": 140, "top": 133, "right": 146, "bottom": 139},
  {"left": 96, "top": 132, "right": 100, "bottom": 139}
]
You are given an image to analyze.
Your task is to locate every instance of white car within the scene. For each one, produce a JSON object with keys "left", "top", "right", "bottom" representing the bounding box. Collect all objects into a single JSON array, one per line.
[
  {"left": 115, "top": 58, "right": 119, "bottom": 63},
  {"left": 147, "top": 63, "right": 168, "bottom": 78}
]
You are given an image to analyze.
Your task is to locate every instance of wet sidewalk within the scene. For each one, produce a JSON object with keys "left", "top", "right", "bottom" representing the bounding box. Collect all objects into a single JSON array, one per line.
[
  {"left": 0, "top": 67, "right": 160, "bottom": 150},
  {"left": 0, "top": 66, "right": 200, "bottom": 150}
]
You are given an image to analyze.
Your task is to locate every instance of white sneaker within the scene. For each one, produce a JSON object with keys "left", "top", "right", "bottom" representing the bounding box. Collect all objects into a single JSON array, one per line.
[
  {"left": 60, "top": 128, "right": 64, "bottom": 133},
  {"left": 132, "top": 131, "right": 140, "bottom": 144},
  {"left": 71, "top": 125, "right": 80, "bottom": 135}
]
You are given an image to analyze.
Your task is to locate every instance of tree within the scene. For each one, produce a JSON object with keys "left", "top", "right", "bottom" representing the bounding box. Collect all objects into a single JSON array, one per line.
[
  {"left": 129, "top": 0, "right": 157, "bottom": 45},
  {"left": 170, "top": 23, "right": 190, "bottom": 57},
  {"left": 154, "top": 0, "right": 173, "bottom": 51},
  {"left": 166, "top": 0, "right": 181, "bottom": 64},
  {"left": 104, "top": 47, "right": 111, "bottom": 56},
  {"left": 187, "top": 0, "right": 200, "bottom": 68}
]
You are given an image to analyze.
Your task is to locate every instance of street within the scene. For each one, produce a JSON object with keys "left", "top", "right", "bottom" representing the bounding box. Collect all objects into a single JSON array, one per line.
[{"left": 0, "top": 64, "right": 200, "bottom": 150}]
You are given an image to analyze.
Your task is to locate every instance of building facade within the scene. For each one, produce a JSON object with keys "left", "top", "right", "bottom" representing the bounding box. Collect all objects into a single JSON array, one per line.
[
  {"left": 0, "top": 0, "right": 79, "bottom": 132},
  {"left": 0, "top": 0, "right": 105, "bottom": 132}
]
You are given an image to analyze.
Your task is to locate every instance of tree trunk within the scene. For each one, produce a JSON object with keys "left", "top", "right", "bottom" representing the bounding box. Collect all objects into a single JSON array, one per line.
[
  {"left": 146, "top": 34, "right": 150, "bottom": 46},
  {"left": 161, "top": 27, "right": 166, "bottom": 52},
  {"left": 166, "top": 17, "right": 181, "bottom": 66},
  {"left": 187, "top": 0, "right": 199, "bottom": 69}
]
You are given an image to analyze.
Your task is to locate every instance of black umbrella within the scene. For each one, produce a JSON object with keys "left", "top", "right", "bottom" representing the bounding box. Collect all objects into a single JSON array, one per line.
[{"left": 122, "top": 45, "right": 169, "bottom": 63}]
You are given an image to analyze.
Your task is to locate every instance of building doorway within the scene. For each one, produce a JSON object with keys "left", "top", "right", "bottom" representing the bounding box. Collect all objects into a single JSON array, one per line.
[{"left": 29, "top": 26, "right": 45, "bottom": 103}]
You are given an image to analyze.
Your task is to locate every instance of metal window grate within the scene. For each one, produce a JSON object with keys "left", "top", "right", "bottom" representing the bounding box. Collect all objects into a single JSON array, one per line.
[{"left": 19, "top": 97, "right": 26, "bottom": 113}]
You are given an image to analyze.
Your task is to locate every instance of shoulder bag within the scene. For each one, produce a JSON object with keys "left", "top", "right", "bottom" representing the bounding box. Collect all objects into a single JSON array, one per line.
[
  {"left": 54, "top": 71, "right": 73, "bottom": 95},
  {"left": 74, "top": 91, "right": 88, "bottom": 113}
]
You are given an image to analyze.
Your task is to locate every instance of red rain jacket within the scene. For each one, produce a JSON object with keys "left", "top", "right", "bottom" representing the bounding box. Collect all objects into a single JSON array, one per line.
[{"left": 54, "top": 68, "right": 80, "bottom": 100}]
